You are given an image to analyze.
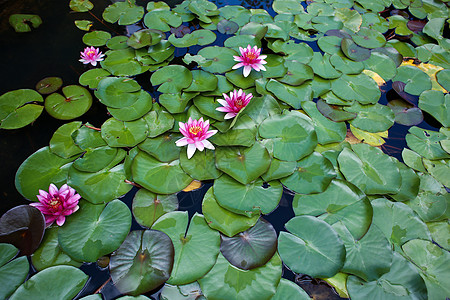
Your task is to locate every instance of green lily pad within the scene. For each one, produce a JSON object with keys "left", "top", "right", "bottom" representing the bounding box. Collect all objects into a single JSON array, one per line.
[
  {"left": 363, "top": 52, "right": 397, "bottom": 81},
  {"left": 202, "top": 187, "right": 258, "bottom": 237},
  {"left": 58, "top": 200, "right": 131, "bottom": 262},
  {"left": 132, "top": 189, "right": 178, "bottom": 228},
  {"left": 108, "top": 90, "right": 152, "bottom": 121},
  {"left": 152, "top": 211, "right": 220, "bottom": 285},
  {"left": 280, "top": 152, "right": 336, "bottom": 195},
  {"left": 0, "top": 89, "right": 44, "bottom": 129},
  {"left": 344, "top": 102, "right": 395, "bottom": 133},
  {"left": 127, "top": 29, "right": 164, "bottom": 49},
  {"left": 419, "top": 90, "right": 450, "bottom": 127},
  {"left": 338, "top": 144, "right": 401, "bottom": 194},
  {"left": 293, "top": 179, "right": 371, "bottom": 240},
  {"left": 101, "top": 117, "right": 148, "bottom": 147},
  {"left": 333, "top": 222, "right": 393, "bottom": 281},
  {"left": 102, "top": 0, "right": 144, "bottom": 25},
  {"left": 402, "top": 239, "right": 450, "bottom": 300},
  {"left": 273, "top": 0, "right": 304, "bottom": 14},
  {"left": 308, "top": 52, "right": 342, "bottom": 79},
  {"left": 302, "top": 101, "right": 347, "bottom": 145},
  {"left": 192, "top": 95, "right": 225, "bottom": 121},
  {"left": 45, "top": 85, "right": 92, "bottom": 120},
  {"left": 72, "top": 124, "right": 107, "bottom": 150},
  {"left": 341, "top": 38, "right": 371, "bottom": 61},
  {"left": 262, "top": 54, "right": 287, "bottom": 78},
  {"left": 427, "top": 221, "right": 450, "bottom": 250},
  {"left": 388, "top": 15, "right": 413, "bottom": 36},
  {"left": 9, "top": 14, "right": 42, "bottom": 32},
  {"left": 316, "top": 98, "right": 357, "bottom": 122},
  {"left": 160, "top": 282, "right": 205, "bottom": 300},
  {"left": 278, "top": 215, "right": 345, "bottom": 278},
  {"left": 198, "top": 252, "right": 282, "bottom": 300},
  {"left": 68, "top": 164, "right": 132, "bottom": 204},
  {"left": 143, "top": 103, "right": 175, "bottom": 138},
  {"left": 184, "top": 70, "right": 218, "bottom": 92},
  {"left": 150, "top": 65, "right": 193, "bottom": 94},
  {"left": 347, "top": 251, "right": 427, "bottom": 300},
  {"left": 9, "top": 266, "right": 88, "bottom": 300},
  {"left": 372, "top": 198, "right": 431, "bottom": 250},
  {"left": 31, "top": 226, "right": 82, "bottom": 271},
  {"left": 100, "top": 48, "right": 146, "bottom": 76},
  {"left": 436, "top": 69, "right": 450, "bottom": 91},
  {"left": 74, "top": 20, "right": 93, "bottom": 31},
  {"left": 138, "top": 133, "right": 181, "bottom": 162},
  {"left": 73, "top": 146, "right": 124, "bottom": 173},
  {"left": 387, "top": 99, "right": 424, "bottom": 126},
  {"left": 143, "top": 10, "right": 182, "bottom": 32},
  {"left": 109, "top": 230, "right": 174, "bottom": 295},
  {"left": 69, "top": 0, "right": 93, "bottom": 12},
  {"left": 214, "top": 175, "right": 282, "bottom": 217},
  {"left": 217, "top": 19, "right": 239, "bottom": 34},
  {"left": 318, "top": 35, "right": 343, "bottom": 55},
  {"left": 95, "top": 77, "right": 141, "bottom": 109},
  {"left": 273, "top": 279, "right": 310, "bottom": 300},
  {"left": 278, "top": 61, "right": 313, "bottom": 86},
  {"left": 82, "top": 31, "right": 111, "bottom": 46},
  {"left": 390, "top": 161, "right": 421, "bottom": 202},
  {"left": 180, "top": 149, "right": 222, "bottom": 180},
  {"left": 215, "top": 142, "right": 271, "bottom": 184},
  {"left": 392, "top": 65, "right": 432, "bottom": 96},
  {"left": 132, "top": 152, "right": 192, "bottom": 194},
  {"left": 79, "top": 69, "right": 110, "bottom": 89},
  {"left": 423, "top": 158, "right": 450, "bottom": 188},
  {"left": 106, "top": 36, "right": 129, "bottom": 50},
  {"left": 331, "top": 73, "right": 381, "bottom": 105},
  {"left": 352, "top": 27, "right": 386, "bottom": 48},
  {"left": 0, "top": 244, "right": 29, "bottom": 299},
  {"left": 329, "top": 53, "right": 364, "bottom": 75},
  {"left": 50, "top": 122, "right": 82, "bottom": 157},
  {"left": 259, "top": 111, "right": 317, "bottom": 161},
  {"left": 36, "top": 77, "right": 63, "bottom": 95},
  {"left": 220, "top": 218, "right": 277, "bottom": 270},
  {"left": 225, "top": 68, "right": 262, "bottom": 89},
  {"left": 405, "top": 126, "right": 450, "bottom": 160},
  {"left": 15, "top": 146, "right": 76, "bottom": 201},
  {"left": 168, "top": 29, "right": 216, "bottom": 47},
  {"left": 0, "top": 205, "right": 45, "bottom": 256}
]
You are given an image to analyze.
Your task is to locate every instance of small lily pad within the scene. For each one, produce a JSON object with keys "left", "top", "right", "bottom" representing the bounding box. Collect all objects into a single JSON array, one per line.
[
  {"left": 9, "top": 14, "right": 42, "bottom": 32},
  {"left": 197, "top": 46, "right": 238, "bottom": 74},
  {"left": 352, "top": 27, "right": 386, "bottom": 48},
  {"left": 138, "top": 133, "right": 181, "bottom": 162},
  {"left": 418, "top": 90, "right": 449, "bottom": 127},
  {"left": 36, "top": 77, "right": 63, "bottom": 95},
  {"left": 331, "top": 73, "right": 381, "bottom": 105},
  {"left": 102, "top": 0, "right": 145, "bottom": 25},
  {"left": 0, "top": 89, "right": 44, "bottom": 129},
  {"left": 150, "top": 65, "right": 193, "bottom": 94},
  {"left": 392, "top": 65, "right": 432, "bottom": 96},
  {"left": 82, "top": 31, "right": 111, "bottom": 47},
  {"left": 132, "top": 189, "right": 178, "bottom": 228},
  {"left": 69, "top": 0, "right": 93, "bottom": 12},
  {"left": 101, "top": 117, "right": 148, "bottom": 147},
  {"left": 341, "top": 38, "right": 371, "bottom": 61},
  {"left": 45, "top": 85, "right": 93, "bottom": 120},
  {"left": 344, "top": 102, "right": 395, "bottom": 133}
]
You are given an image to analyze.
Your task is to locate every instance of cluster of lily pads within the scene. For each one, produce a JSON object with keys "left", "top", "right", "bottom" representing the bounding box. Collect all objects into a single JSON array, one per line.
[{"left": 0, "top": 0, "right": 449, "bottom": 299}]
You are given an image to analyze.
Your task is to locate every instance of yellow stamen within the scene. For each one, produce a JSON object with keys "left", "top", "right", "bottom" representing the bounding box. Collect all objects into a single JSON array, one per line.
[
  {"left": 246, "top": 52, "right": 257, "bottom": 60},
  {"left": 189, "top": 126, "right": 202, "bottom": 136},
  {"left": 49, "top": 199, "right": 61, "bottom": 210}
]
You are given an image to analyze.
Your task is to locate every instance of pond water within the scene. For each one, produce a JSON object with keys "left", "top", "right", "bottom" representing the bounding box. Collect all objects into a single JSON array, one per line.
[{"left": 0, "top": 0, "right": 447, "bottom": 299}]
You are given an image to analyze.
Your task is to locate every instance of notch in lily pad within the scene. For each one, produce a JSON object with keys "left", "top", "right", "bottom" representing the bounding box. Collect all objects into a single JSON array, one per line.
[{"left": 45, "top": 85, "right": 93, "bottom": 120}]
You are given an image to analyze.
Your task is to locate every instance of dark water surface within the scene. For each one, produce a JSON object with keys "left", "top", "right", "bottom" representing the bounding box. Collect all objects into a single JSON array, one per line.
[{"left": 0, "top": 0, "right": 438, "bottom": 299}]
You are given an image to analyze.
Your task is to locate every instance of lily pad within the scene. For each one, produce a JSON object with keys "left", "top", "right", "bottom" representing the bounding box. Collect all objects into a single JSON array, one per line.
[
  {"left": 132, "top": 189, "right": 178, "bottom": 228},
  {"left": 338, "top": 143, "right": 401, "bottom": 194},
  {"left": 138, "top": 133, "right": 181, "bottom": 162},
  {"left": 150, "top": 65, "right": 193, "bottom": 94},
  {"left": 152, "top": 211, "right": 220, "bottom": 285},
  {"left": 344, "top": 102, "right": 395, "bottom": 133},
  {"left": 0, "top": 244, "right": 29, "bottom": 299},
  {"left": 390, "top": 161, "right": 421, "bottom": 202},
  {"left": 15, "top": 146, "right": 76, "bottom": 201},
  {"left": 36, "top": 77, "right": 63, "bottom": 95},
  {"left": 180, "top": 149, "right": 222, "bottom": 180},
  {"left": 132, "top": 152, "right": 192, "bottom": 194},
  {"left": 79, "top": 69, "right": 110, "bottom": 89},
  {"left": 82, "top": 31, "right": 111, "bottom": 46},
  {"left": 69, "top": 0, "right": 93, "bottom": 12},
  {"left": 347, "top": 251, "right": 427, "bottom": 300},
  {"left": 436, "top": 69, "right": 450, "bottom": 91},
  {"left": 100, "top": 48, "right": 146, "bottom": 76},
  {"left": 49, "top": 122, "right": 83, "bottom": 159},
  {"left": 293, "top": 179, "right": 371, "bottom": 240},
  {"left": 331, "top": 73, "right": 381, "bottom": 105},
  {"left": 363, "top": 52, "right": 397, "bottom": 81},
  {"left": 202, "top": 187, "right": 258, "bottom": 237},
  {"left": 58, "top": 200, "right": 131, "bottom": 262},
  {"left": 215, "top": 142, "right": 271, "bottom": 184},
  {"left": 102, "top": 0, "right": 145, "bottom": 25},
  {"left": 402, "top": 239, "right": 450, "bottom": 300},
  {"left": 316, "top": 98, "right": 357, "bottom": 122},
  {"left": 405, "top": 126, "right": 450, "bottom": 160},
  {"left": 387, "top": 99, "right": 424, "bottom": 126},
  {"left": 0, "top": 205, "right": 45, "bottom": 256},
  {"left": 143, "top": 10, "right": 182, "bottom": 32},
  {"left": 74, "top": 20, "right": 93, "bottom": 31},
  {"left": 95, "top": 77, "right": 141, "bottom": 109},
  {"left": 419, "top": 90, "right": 450, "bottom": 127},
  {"left": 9, "top": 266, "right": 88, "bottom": 300},
  {"left": 213, "top": 175, "right": 283, "bottom": 217},
  {"left": 392, "top": 65, "right": 432, "bottom": 96},
  {"left": 127, "top": 29, "right": 164, "bottom": 49},
  {"left": 109, "top": 230, "right": 174, "bottom": 295},
  {"left": 0, "top": 89, "right": 44, "bottom": 129},
  {"left": 45, "top": 85, "right": 92, "bottom": 120},
  {"left": 341, "top": 38, "right": 371, "bottom": 61},
  {"left": 143, "top": 103, "right": 175, "bottom": 138},
  {"left": 308, "top": 52, "right": 342, "bottom": 79},
  {"left": 9, "top": 14, "right": 42, "bottom": 32},
  {"left": 198, "top": 252, "right": 282, "bottom": 300},
  {"left": 68, "top": 164, "right": 132, "bottom": 204},
  {"left": 108, "top": 90, "right": 152, "bottom": 121},
  {"left": 184, "top": 70, "right": 218, "bottom": 92},
  {"left": 352, "top": 27, "right": 386, "bottom": 48},
  {"left": 101, "top": 117, "right": 148, "bottom": 147},
  {"left": 220, "top": 218, "right": 277, "bottom": 270},
  {"left": 197, "top": 46, "right": 238, "bottom": 74},
  {"left": 278, "top": 215, "right": 345, "bottom": 278},
  {"left": 31, "top": 226, "right": 82, "bottom": 271},
  {"left": 280, "top": 152, "right": 336, "bottom": 195},
  {"left": 258, "top": 111, "right": 317, "bottom": 161}
]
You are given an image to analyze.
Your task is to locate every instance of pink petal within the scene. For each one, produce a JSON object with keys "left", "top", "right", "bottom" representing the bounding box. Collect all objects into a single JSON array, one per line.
[
  {"left": 176, "top": 137, "right": 190, "bottom": 146},
  {"left": 224, "top": 112, "right": 237, "bottom": 119},
  {"left": 202, "top": 139, "right": 215, "bottom": 150},
  {"left": 232, "top": 62, "right": 244, "bottom": 70},
  {"left": 56, "top": 216, "right": 66, "bottom": 226},
  {"left": 243, "top": 66, "right": 252, "bottom": 77},
  {"left": 195, "top": 141, "right": 205, "bottom": 151},
  {"left": 187, "top": 144, "right": 197, "bottom": 159}
]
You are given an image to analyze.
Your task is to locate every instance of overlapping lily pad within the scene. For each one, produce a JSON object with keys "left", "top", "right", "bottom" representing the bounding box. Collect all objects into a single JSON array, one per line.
[
  {"left": 152, "top": 211, "right": 220, "bottom": 285},
  {"left": 0, "top": 89, "right": 44, "bottom": 129},
  {"left": 0, "top": 244, "right": 29, "bottom": 299}
]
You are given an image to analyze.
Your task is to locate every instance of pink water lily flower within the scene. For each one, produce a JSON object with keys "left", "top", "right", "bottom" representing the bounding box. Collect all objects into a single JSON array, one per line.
[
  {"left": 79, "top": 46, "right": 105, "bottom": 66},
  {"left": 232, "top": 45, "right": 267, "bottom": 77},
  {"left": 216, "top": 89, "right": 253, "bottom": 119},
  {"left": 175, "top": 117, "right": 218, "bottom": 159},
  {"left": 30, "top": 183, "right": 80, "bottom": 227}
]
